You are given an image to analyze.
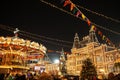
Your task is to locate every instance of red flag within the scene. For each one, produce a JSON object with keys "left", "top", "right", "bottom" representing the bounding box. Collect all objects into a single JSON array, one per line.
[{"left": 63, "top": 0, "right": 71, "bottom": 7}]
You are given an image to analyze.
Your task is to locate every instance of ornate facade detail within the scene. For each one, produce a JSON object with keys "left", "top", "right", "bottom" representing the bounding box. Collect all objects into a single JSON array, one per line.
[
  {"left": 66, "top": 31, "right": 120, "bottom": 77},
  {"left": 72, "top": 33, "right": 80, "bottom": 48}
]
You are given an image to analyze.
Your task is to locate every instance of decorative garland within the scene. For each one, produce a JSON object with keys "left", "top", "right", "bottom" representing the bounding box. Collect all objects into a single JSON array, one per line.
[{"left": 62, "top": 0, "right": 115, "bottom": 46}]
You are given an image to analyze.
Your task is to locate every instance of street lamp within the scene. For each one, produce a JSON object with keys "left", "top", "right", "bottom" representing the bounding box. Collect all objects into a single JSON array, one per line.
[{"left": 54, "top": 59, "right": 60, "bottom": 64}]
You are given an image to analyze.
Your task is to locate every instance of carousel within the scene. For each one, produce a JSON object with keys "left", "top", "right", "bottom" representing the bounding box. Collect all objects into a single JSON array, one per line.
[{"left": 0, "top": 28, "right": 47, "bottom": 73}]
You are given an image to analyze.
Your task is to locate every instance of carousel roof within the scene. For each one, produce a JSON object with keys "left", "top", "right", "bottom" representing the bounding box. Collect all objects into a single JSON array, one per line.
[
  {"left": 0, "top": 36, "right": 46, "bottom": 53},
  {"left": 0, "top": 36, "right": 47, "bottom": 59}
]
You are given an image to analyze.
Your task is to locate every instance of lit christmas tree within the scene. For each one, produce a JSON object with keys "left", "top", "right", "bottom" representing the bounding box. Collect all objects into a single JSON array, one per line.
[{"left": 80, "top": 58, "right": 97, "bottom": 80}]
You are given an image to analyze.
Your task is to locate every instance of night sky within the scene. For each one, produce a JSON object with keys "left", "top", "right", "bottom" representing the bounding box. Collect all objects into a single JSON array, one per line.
[{"left": 0, "top": 0, "right": 120, "bottom": 62}]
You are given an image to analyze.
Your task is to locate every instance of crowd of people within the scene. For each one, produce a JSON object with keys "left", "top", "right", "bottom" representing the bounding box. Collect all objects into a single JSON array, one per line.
[
  {"left": 1, "top": 71, "right": 120, "bottom": 80},
  {"left": 104, "top": 72, "right": 120, "bottom": 80},
  {"left": 0, "top": 70, "right": 68, "bottom": 80}
]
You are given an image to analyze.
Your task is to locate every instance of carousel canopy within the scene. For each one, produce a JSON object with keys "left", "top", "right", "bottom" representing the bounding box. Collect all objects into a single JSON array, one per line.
[{"left": 0, "top": 36, "right": 47, "bottom": 59}]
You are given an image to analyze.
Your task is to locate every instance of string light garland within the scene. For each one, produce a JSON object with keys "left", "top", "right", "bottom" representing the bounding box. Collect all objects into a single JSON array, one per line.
[
  {"left": 39, "top": 0, "right": 120, "bottom": 36},
  {"left": 19, "top": 32, "right": 72, "bottom": 48},
  {"left": 62, "top": 0, "right": 116, "bottom": 46},
  {"left": 0, "top": 24, "right": 14, "bottom": 32},
  {"left": 0, "top": 25, "right": 72, "bottom": 48},
  {"left": 76, "top": 4, "right": 120, "bottom": 23},
  {"left": 20, "top": 29, "right": 73, "bottom": 44},
  {"left": 0, "top": 0, "right": 118, "bottom": 45},
  {"left": 0, "top": 25, "right": 72, "bottom": 54},
  {"left": 0, "top": 0, "right": 119, "bottom": 53},
  {"left": 39, "top": 0, "right": 120, "bottom": 47},
  {"left": 0, "top": 24, "right": 72, "bottom": 44}
]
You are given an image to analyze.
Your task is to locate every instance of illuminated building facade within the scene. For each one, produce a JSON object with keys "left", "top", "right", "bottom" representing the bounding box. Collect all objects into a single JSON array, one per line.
[
  {"left": 66, "top": 30, "right": 120, "bottom": 76},
  {"left": 45, "top": 63, "right": 59, "bottom": 75}
]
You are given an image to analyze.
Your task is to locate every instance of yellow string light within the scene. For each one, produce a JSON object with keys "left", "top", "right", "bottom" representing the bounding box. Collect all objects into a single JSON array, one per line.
[
  {"left": 40, "top": 0, "right": 118, "bottom": 47},
  {"left": 0, "top": 24, "right": 73, "bottom": 44},
  {"left": 40, "top": 0, "right": 120, "bottom": 35},
  {"left": 19, "top": 32, "right": 72, "bottom": 48},
  {"left": 76, "top": 4, "right": 120, "bottom": 23},
  {"left": 0, "top": 0, "right": 119, "bottom": 48}
]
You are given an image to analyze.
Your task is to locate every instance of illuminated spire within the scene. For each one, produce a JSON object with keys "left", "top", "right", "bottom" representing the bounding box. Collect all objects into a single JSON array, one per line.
[
  {"left": 60, "top": 48, "right": 65, "bottom": 61},
  {"left": 89, "top": 29, "right": 99, "bottom": 43},
  {"left": 72, "top": 33, "right": 80, "bottom": 48}
]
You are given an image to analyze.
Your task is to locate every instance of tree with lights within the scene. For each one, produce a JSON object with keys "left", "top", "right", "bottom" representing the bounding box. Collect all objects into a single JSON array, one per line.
[{"left": 80, "top": 58, "right": 97, "bottom": 80}]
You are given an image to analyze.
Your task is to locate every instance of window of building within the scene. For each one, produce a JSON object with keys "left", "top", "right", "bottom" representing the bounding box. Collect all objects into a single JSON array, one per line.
[
  {"left": 108, "top": 66, "right": 114, "bottom": 72},
  {"left": 96, "top": 56, "right": 102, "bottom": 62}
]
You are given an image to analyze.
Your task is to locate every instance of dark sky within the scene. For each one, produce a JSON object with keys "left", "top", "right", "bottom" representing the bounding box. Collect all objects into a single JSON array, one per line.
[{"left": 0, "top": 0, "right": 120, "bottom": 62}]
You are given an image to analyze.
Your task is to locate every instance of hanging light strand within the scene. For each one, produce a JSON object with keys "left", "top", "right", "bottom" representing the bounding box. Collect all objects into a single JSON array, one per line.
[
  {"left": 76, "top": 4, "right": 120, "bottom": 23},
  {"left": 0, "top": 24, "right": 14, "bottom": 32},
  {"left": 0, "top": 25, "right": 72, "bottom": 48},
  {"left": 20, "top": 29, "right": 73, "bottom": 44},
  {"left": 0, "top": 24, "right": 73, "bottom": 44},
  {"left": 19, "top": 32, "right": 72, "bottom": 48},
  {"left": 40, "top": 0, "right": 120, "bottom": 36}
]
